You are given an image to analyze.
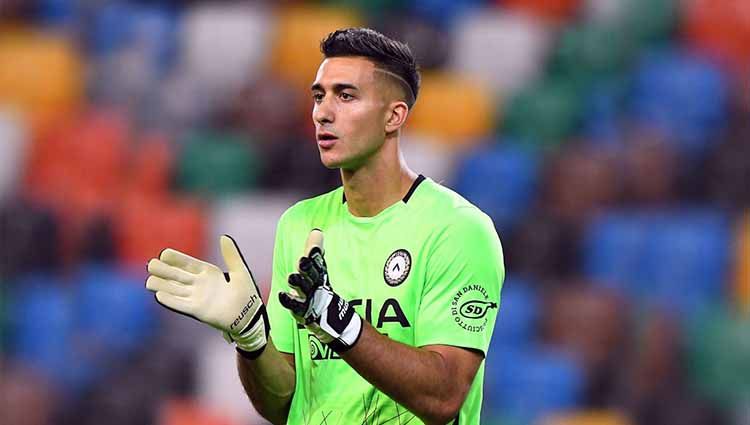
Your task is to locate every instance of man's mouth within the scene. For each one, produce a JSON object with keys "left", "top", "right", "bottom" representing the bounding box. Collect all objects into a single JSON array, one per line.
[{"left": 317, "top": 132, "right": 338, "bottom": 148}]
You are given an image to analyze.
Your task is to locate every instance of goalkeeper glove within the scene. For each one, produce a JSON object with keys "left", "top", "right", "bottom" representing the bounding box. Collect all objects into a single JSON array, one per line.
[
  {"left": 278, "top": 229, "right": 362, "bottom": 353},
  {"left": 145, "top": 235, "right": 270, "bottom": 357}
]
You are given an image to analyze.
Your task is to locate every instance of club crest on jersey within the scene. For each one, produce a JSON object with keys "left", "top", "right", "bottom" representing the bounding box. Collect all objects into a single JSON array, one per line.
[{"left": 383, "top": 249, "right": 411, "bottom": 287}]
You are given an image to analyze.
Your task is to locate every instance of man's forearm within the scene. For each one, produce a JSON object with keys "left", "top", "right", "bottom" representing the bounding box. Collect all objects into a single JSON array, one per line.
[
  {"left": 236, "top": 337, "right": 296, "bottom": 425},
  {"left": 340, "top": 321, "right": 474, "bottom": 425}
]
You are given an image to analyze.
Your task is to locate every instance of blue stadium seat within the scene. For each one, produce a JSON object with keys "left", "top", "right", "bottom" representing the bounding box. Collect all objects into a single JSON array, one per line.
[
  {"left": 490, "top": 277, "right": 540, "bottom": 349},
  {"left": 74, "top": 263, "right": 157, "bottom": 353},
  {"left": 89, "top": 2, "right": 177, "bottom": 71},
  {"left": 584, "top": 209, "right": 730, "bottom": 315},
  {"left": 8, "top": 273, "right": 75, "bottom": 382},
  {"left": 35, "top": 0, "right": 81, "bottom": 27},
  {"left": 452, "top": 143, "right": 540, "bottom": 232},
  {"left": 483, "top": 346, "right": 585, "bottom": 424},
  {"left": 581, "top": 78, "right": 629, "bottom": 149},
  {"left": 630, "top": 48, "right": 729, "bottom": 154},
  {"left": 409, "top": 0, "right": 485, "bottom": 27}
]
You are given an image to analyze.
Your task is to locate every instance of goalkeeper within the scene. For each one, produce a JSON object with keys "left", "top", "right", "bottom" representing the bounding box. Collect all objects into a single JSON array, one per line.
[{"left": 146, "top": 28, "right": 504, "bottom": 425}]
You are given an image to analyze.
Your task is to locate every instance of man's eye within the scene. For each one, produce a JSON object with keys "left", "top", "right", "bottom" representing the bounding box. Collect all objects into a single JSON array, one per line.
[
  {"left": 312, "top": 93, "right": 324, "bottom": 102},
  {"left": 340, "top": 93, "right": 354, "bottom": 100}
]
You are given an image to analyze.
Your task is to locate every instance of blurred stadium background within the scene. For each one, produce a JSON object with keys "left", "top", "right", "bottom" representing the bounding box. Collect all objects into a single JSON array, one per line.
[{"left": 0, "top": 0, "right": 748, "bottom": 424}]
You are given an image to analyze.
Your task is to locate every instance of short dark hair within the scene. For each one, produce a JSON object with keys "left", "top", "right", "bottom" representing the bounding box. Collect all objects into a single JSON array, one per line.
[{"left": 320, "top": 27, "right": 420, "bottom": 108}]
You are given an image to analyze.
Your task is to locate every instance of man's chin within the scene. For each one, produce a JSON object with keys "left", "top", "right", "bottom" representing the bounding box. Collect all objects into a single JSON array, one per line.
[{"left": 320, "top": 152, "right": 344, "bottom": 170}]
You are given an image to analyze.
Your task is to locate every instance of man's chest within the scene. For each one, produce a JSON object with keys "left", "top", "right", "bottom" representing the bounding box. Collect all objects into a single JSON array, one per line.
[{"left": 312, "top": 222, "right": 435, "bottom": 336}]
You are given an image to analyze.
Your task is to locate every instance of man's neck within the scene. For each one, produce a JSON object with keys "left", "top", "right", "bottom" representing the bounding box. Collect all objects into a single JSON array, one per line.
[{"left": 340, "top": 141, "right": 417, "bottom": 218}]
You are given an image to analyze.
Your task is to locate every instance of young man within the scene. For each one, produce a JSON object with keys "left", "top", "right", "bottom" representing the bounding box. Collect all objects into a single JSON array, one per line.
[{"left": 146, "top": 28, "right": 505, "bottom": 425}]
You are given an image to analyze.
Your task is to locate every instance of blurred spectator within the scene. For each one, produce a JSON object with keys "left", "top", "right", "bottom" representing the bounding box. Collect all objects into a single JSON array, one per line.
[
  {"left": 0, "top": 200, "right": 61, "bottom": 279},
  {"left": 0, "top": 362, "right": 56, "bottom": 425},
  {"left": 541, "top": 145, "right": 620, "bottom": 225},
  {"left": 506, "top": 213, "right": 580, "bottom": 280},
  {"left": 540, "top": 282, "right": 629, "bottom": 407},
  {"left": 620, "top": 135, "right": 679, "bottom": 206},
  {"left": 617, "top": 313, "right": 728, "bottom": 425}
]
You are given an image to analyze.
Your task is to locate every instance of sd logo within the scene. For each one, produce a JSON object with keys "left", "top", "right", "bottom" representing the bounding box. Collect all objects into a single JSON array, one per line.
[{"left": 459, "top": 300, "right": 498, "bottom": 319}]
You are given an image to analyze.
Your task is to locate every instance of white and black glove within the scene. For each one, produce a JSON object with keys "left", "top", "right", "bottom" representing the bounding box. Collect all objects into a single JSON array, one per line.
[
  {"left": 146, "top": 235, "right": 270, "bottom": 358},
  {"left": 278, "top": 229, "right": 362, "bottom": 353}
]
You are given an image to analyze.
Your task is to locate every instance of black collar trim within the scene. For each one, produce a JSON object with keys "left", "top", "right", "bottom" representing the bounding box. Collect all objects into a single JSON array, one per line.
[{"left": 342, "top": 174, "right": 426, "bottom": 204}]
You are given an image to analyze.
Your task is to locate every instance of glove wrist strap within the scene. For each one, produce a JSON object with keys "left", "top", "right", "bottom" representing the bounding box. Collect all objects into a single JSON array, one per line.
[{"left": 327, "top": 313, "right": 363, "bottom": 353}]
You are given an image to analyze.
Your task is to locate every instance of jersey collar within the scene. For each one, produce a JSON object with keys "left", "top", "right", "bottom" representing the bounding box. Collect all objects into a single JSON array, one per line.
[{"left": 342, "top": 174, "right": 426, "bottom": 204}]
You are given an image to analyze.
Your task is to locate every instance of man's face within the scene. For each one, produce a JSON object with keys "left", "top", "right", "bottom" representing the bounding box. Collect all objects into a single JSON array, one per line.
[{"left": 311, "top": 57, "right": 392, "bottom": 170}]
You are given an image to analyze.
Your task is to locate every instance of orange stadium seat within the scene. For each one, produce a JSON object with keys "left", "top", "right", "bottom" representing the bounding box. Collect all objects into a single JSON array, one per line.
[
  {"left": 736, "top": 212, "right": 750, "bottom": 316},
  {"left": 23, "top": 110, "right": 130, "bottom": 265},
  {"left": 501, "top": 0, "right": 582, "bottom": 24},
  {"left": 405, "top": 72, "right": 494, "bottom": 147},
  {"left": 158, "top": 399, "right": 238, "bottom": 425},
  {"left": 540, "top": 410, "right": 633, "bottom": 425},
  {"left": 269, "top": 5, "right": 362, "bottom": 89},
  {"left": 114, "top": 194, "right": 206, "bottom": 268},
  {"left": 24, "top": 110, "right": 129, "bottom": 219},
  {"left": 0, "top": 28, "right": 83, "bottom": 137},
  {"left": 126, "top": 133, "right": 174, "bottom": 200},
  {"left": 683, "top": 0, "right": 750, "bottom": 75}
]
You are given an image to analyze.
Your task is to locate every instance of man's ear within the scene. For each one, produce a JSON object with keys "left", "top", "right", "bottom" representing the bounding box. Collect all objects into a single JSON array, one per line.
[{"left": 385, "top": 101, "right": 409, "bottom": 134}]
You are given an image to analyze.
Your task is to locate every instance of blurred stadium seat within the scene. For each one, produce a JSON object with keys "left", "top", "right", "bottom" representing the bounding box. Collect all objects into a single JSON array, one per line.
[
  {"left": 501, "top": 77, "right": 583, "bottom": 148},
  {"left": 114, "top": 194, "right": 206, "bottom": 267},
  {"left": 736, "top": 212, "right": 750, "bottom": 315},
  {"left": 89, "top": 2, "right": 176, "bottom": 68},
  {"left": 181, "top": 3, "right": 274, "bottom": 96},
  {"left": 452, "top": 143, "right": 539, "bottom": 230},
  {"left": 270, "top": 5, "right": 361, "bottom": 89},
  {"left": 686, "top": 308, "right": 750, "bottom": 410},
  {"left": 176, "top": 131, "right": 260, "bottom": 198},
  {"left": 7, "top": 274, "right": 75, "bottom": 385},
  {"left": 584, "top": 210, "right": 730, "bottom": 315},
  {"left": 629, "top": 49, "right": 729, "bottom": 154},
  {"left": 451, "top": 9, "right": 551, "bottom": 97},
  {"left": 400, "top": 133, "right": 458, "bottom": 184},
  {"left": 158, "top": 398, "right": 239, "bottom": 425},
  {"left": 24, "top": 110, "right": 130, "bottom": 220},
  {"left": 683, "top": 0, "right": 750, "bottom": 74},
  {"left": 409, "top": 0, "right": 485, "bottom": 27},
  {"left": 484, "top": 346, "right": 585, "bottom": 425},
  {"left": 0, "top": 110, "right": 28, "bottom": 201},
  {"left": 73, "top": 264, "right": 155, "bottom": 353},
  {"left": 501, "top": 0, "right": 582, "bottom": 23},
  {"left": 407, "top": 72, "right": 494, "bottom": 144},
  {"left": 490, "top": 277, "right": 540, "bottom": 349},
  {"left": 539, "top": 410, "right": 632, "bottom": 425},
  {"left": 0, "top": 28, "right": 83, "bottom": 136}
]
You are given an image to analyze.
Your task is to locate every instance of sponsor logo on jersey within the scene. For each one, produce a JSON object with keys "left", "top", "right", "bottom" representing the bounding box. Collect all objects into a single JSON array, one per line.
[
  {"left": 303, "top": 298, "right": 410, "bottom": 361},
  {"left": 451, "top": 284, "right": 497, "bottom": 333},
  {"left": 383, "top": 249, "right": 411, "bottom": 287},
  {"left": 309, "top": 334, "right": 342, "bottom": 360}
]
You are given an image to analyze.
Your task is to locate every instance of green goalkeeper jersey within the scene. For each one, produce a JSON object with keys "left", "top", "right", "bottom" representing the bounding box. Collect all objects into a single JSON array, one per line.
[{"left": 267, "top": 175, "right": 505, "bottom": 425}]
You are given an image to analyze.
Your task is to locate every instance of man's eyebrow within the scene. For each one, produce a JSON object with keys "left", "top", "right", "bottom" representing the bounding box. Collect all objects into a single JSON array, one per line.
[{"left": 310, "top": 82, "right": 359, "bottom": 92}]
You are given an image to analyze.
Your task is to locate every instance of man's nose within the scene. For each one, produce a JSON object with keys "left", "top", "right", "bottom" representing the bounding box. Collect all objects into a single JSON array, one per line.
[{"left": 313, "top": 98, "right": 334, "bottom": 125}]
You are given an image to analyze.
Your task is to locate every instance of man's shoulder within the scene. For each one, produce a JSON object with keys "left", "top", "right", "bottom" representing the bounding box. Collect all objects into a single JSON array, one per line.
[
  {"left": 277, "top": 186, "right": 344, "bottom": 229},
  {"left": 418, "top": 178, "right": 494, "bottom": 230}
]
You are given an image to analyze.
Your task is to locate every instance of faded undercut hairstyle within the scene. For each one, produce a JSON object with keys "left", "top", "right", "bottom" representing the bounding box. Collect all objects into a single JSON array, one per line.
[{"left": 320, "top": 27, "right": 421, "bottom": 108}]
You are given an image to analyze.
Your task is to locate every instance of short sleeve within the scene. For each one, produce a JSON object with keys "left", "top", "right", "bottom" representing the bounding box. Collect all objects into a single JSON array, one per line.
[
  {"left": 414, "top": 208, "right": 505, "bottom": 356},
  {"left": 266, "top": 208, "right": 298, "bottom": 354}
]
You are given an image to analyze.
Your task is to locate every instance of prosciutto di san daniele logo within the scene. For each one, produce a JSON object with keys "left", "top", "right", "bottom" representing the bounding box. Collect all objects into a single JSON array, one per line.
[{"left": 451, "top": 284, "right": 498, "bottom": 333}]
